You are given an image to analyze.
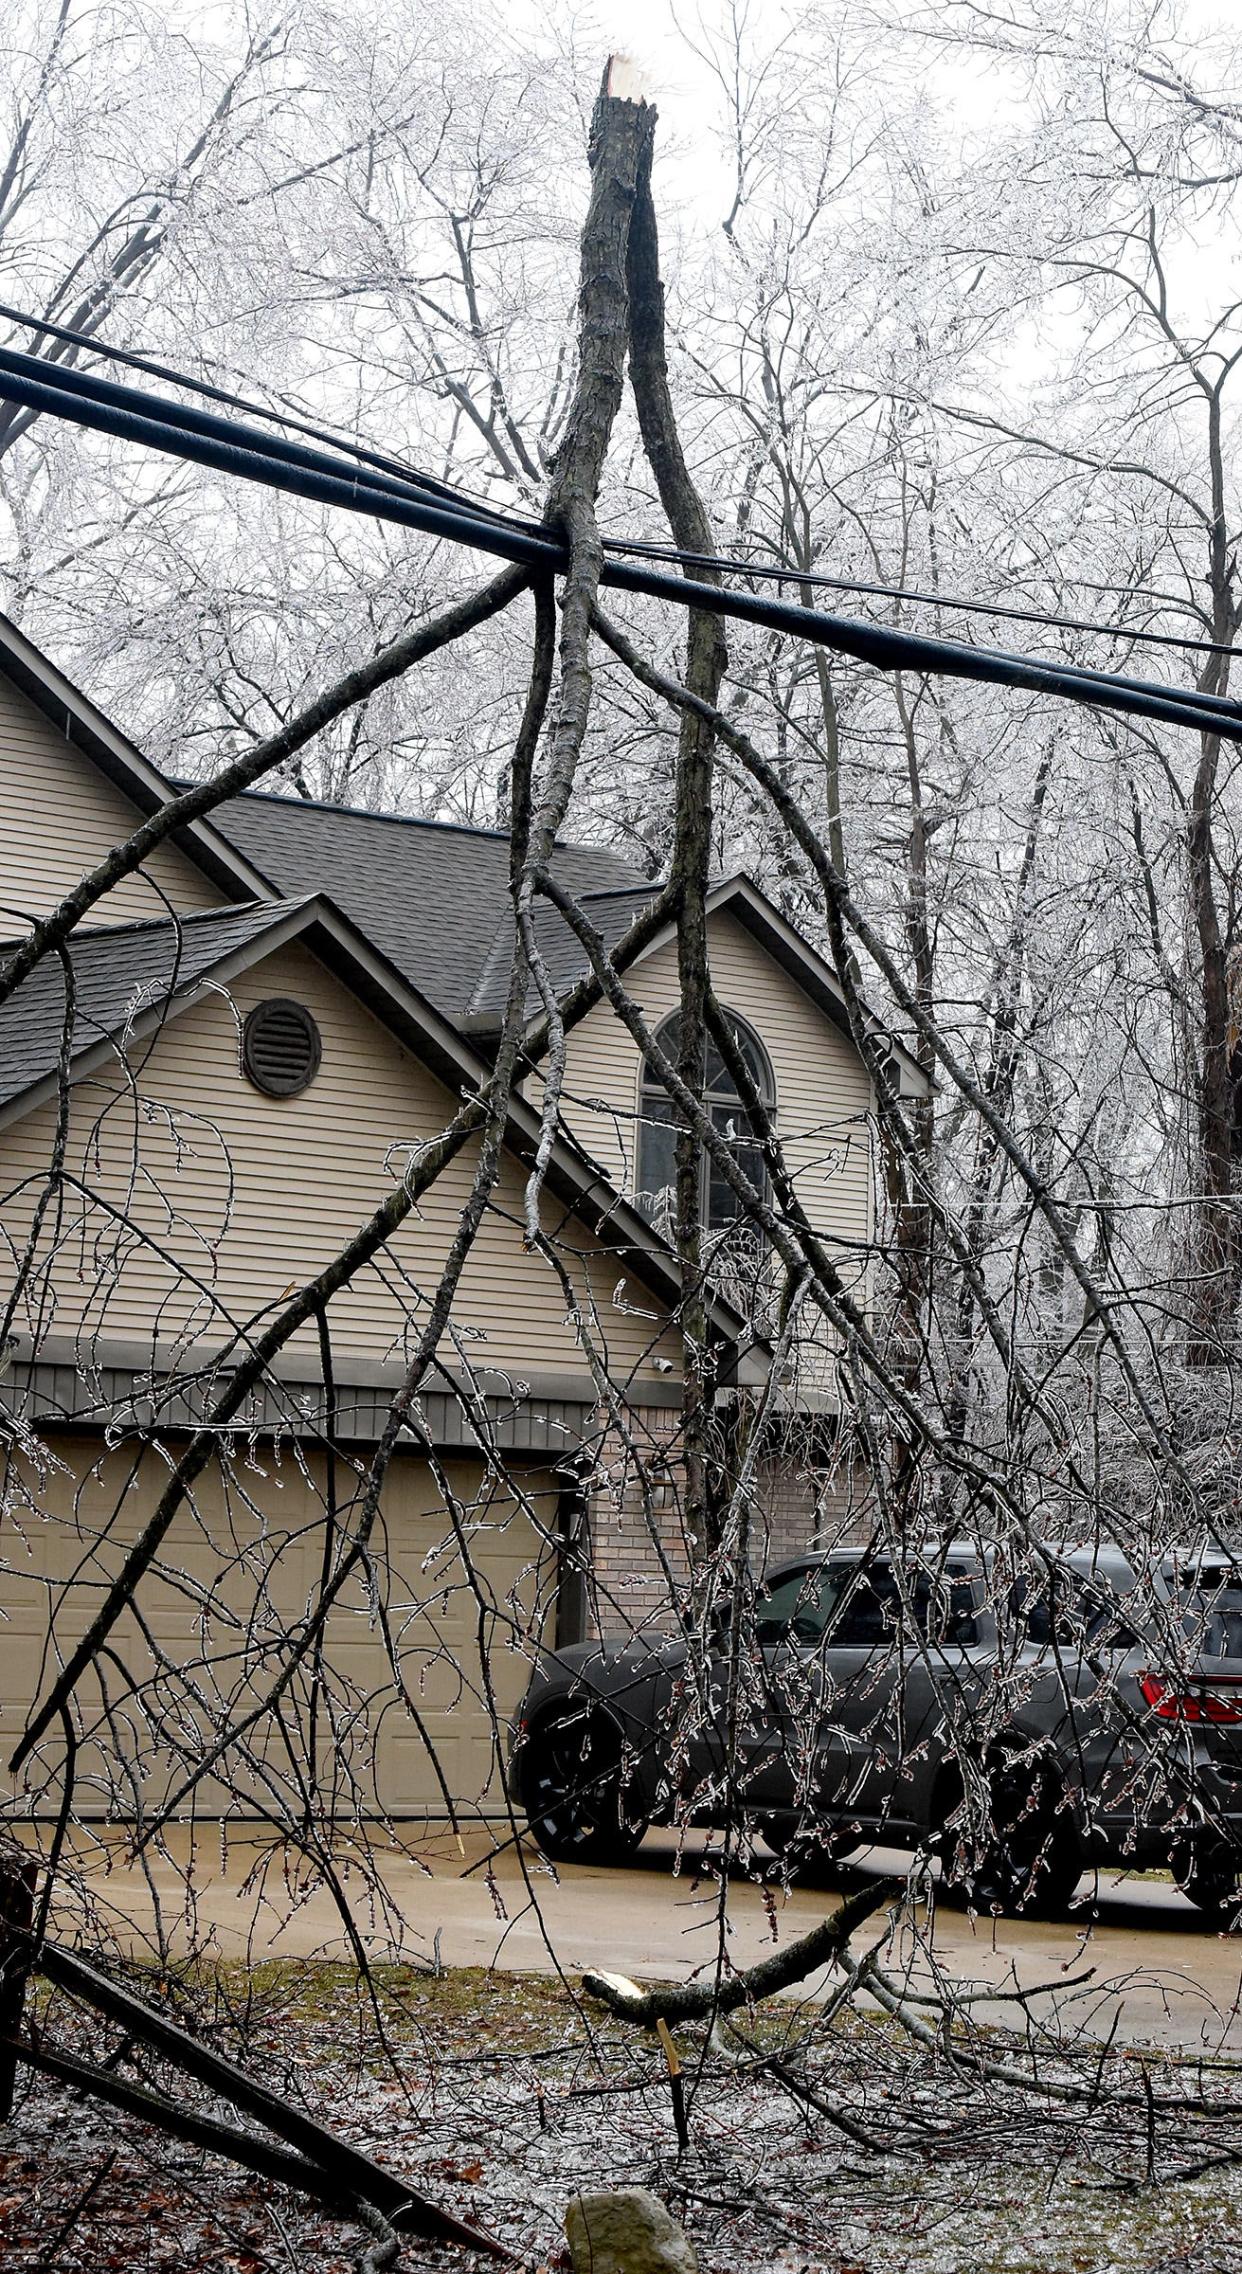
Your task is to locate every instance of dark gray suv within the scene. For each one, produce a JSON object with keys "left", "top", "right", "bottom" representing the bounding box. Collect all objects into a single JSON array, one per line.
[{"left": 509, "top": 1543, "right": 1242, "bottom": 1916}]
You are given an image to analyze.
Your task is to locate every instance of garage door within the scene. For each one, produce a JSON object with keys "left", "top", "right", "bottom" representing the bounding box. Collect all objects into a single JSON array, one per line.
[{"left": 0, "top": 1432, "right": 557, "bottom": 1823}]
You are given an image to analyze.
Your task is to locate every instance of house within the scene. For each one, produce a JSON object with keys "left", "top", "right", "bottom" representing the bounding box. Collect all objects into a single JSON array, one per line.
[{"left": 0, "top": 615, "right": 926, "bottom": 1826}]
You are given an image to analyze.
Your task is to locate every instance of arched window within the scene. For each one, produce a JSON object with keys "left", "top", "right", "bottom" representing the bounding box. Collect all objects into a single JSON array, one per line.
[{"left": 637, "top": 1008, "right": 774, "bottom": 1230}]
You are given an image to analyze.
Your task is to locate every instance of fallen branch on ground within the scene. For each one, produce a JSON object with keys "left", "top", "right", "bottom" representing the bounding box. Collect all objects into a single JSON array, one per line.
[
  {"left": 19, "top": 1939, "right": 516, "bottom": 2260},
  {"left": 580, "top": 1876, "right": 903, "bottom": 2026}
]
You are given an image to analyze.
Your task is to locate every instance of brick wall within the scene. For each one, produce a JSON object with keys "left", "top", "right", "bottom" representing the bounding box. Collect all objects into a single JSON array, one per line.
[{"left": 579, "top": 1402, "right": 873, "bottom": 1637}]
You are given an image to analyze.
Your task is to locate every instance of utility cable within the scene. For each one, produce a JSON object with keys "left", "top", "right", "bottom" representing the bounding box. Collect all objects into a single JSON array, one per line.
[
  {"left": 606, "top": 553, "right": 1242, "bottom": 741},
  {"left": 0, "top": 301, "right": 1231, "bottom": 666},
  {"left": 0, "top": 347, "right": 547, "bottom": 563},
  {"left": 0, "top": 350, "right": 1240, "bottom": 746},
  {"left": 0, "top": 299, "right": 542, "bottom": 536},
  {"left": 599, "top": 534, "right": 1238, "bottom": 663}
]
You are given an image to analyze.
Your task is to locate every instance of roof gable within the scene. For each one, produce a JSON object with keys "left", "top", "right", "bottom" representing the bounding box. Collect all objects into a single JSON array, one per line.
[
  {"left": 463, "top": 870, "right": 929, "bottom": 1098},
  {"left": 0, "top": 613, "right": 269, "bottom": 906},
  {"left": 702, "top": 878, "right": 929, "bottom": 1098},
  {"left": 201, "top": 782, "right": 647, "bottom": 1016},
  {"left": 0, "top": 900, "right": 291, "bottom": 1122},
  {"left": 0, "top": 890, "right": 758, "bottom": 1366}
]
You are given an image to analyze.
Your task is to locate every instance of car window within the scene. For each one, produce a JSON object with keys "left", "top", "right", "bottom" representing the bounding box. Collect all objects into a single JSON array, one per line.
[
  {"left": 754, "top": 1561, "right": 980, "bottom": 1650},
  {"left": 753, "top": 1565, "right": 848, "bottom": 1646},
  {"left": 925, "top": 1573, "right": 981, "bottom": 1647},
  {"left": 1181, "top": 1586, "right": 1242, "bottom": 1660},
  {"left": 830, "top": 1565, "right": 902, "bottom": 1646},
  {"left": 832, "top": 1566, "right": 980, "bottom": 1648},
  {"left": 1012, "top": 1568, "right": 1138, "bottom": 1651}
]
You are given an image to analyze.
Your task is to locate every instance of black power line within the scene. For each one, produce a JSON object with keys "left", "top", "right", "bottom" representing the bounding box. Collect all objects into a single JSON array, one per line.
[
  {"left": 0, "top": 300, "right": 1232, "bottom": 667},
  {"left": 0, "top": 342, "right": 1240, "bottom": 746},
  {"left": 0, "top": 298, "right": 541, "bottom": 536},
  {"left": 601, "top": 534, "right": 1239, "bottom": 663},
  {"left": 608, "top": 555, "right": 1242, "bottom": 741},
  {"left": 0, "top": 345, "right": 503, "bottom": 532},
  {"left": 0, "top": 349, "right": 554, "bottom": 567}
]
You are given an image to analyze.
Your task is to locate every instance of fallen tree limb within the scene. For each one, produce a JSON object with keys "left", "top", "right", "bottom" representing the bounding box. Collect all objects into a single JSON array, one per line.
[
  {"left": 10, "top": 2030, "right": 508, "bottom": 2256},
  {"left": 625, "top": 94, "right": 726, "bottom": 1558},
  {"left": 28, "top": 1942, "right": 514, "bottom": 2258},
  {"left": 5, "top": 2033, "right": 354, "bottom": 2208},
  {"left": 581, "top": 1875, "right": 902, "bottom": 2025},
  {"left": 516, "top": 64, "right": 650, "bottom": 1234}
]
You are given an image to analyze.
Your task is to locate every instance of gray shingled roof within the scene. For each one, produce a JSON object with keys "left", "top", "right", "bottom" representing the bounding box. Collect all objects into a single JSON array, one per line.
[
  {"left": 465, "top": 886, "right": 658, "bottom": 1024},
  {"left": 199, "top": 787, "right": 647, "bottom": 1019},
  {"left": 0, "top": 901, "right": 292, "bottom": 1112}
]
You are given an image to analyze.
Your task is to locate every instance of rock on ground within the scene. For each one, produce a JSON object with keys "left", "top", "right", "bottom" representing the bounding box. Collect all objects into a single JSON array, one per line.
[{"left": 565, "top": 2188, "right": 698, "bottom": 2274}]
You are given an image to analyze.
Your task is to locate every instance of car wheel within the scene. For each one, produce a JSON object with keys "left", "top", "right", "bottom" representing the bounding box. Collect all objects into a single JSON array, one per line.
[
  {"left": 945, "top": 1750, "right": 1081, "bottom": 1916},
  {"left": 1172, "top": 1836, "right": 1242, "bottom": 1924},
  {"left": 519, "top": 1703, "right": 648, "bottom": 1865}
]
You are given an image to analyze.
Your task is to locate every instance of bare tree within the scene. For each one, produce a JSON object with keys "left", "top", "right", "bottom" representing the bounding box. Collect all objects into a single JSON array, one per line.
[{"left": 6, "top": 16, "right": 1242, "bottom": 2270}]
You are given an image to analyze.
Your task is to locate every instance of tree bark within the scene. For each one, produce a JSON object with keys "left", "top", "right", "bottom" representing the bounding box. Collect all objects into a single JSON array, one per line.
[
  {"left": 627, "top": 119, "right": 729, "bottom": 1562},
  {"left": 582, "top": 1874, "right": 899, "bottom": 2025},
  {"left": 539, "top": 63, "right": 652, "bottom": 837},
  {"left": 0, "top": 1840, "right": 35, "bottom": 2120}
]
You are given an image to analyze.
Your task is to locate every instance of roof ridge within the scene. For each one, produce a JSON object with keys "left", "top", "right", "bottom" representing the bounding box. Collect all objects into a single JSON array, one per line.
[
  {"left": 171, "top": 775, "right": 644, "bottom": 865},
  {"left": 0, "top": 896, "right": 286, "bottom": 955}
]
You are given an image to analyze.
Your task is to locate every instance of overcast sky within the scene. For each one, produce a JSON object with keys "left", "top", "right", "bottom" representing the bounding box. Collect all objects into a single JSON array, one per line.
[{"left": 512, "top": 0, "right": 1242, "bottom": 238}]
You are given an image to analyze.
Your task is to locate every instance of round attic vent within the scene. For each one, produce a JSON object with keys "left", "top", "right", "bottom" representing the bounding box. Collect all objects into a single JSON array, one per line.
[{"left": 241, "top": 999, "right": 322, "bottom": 1098}]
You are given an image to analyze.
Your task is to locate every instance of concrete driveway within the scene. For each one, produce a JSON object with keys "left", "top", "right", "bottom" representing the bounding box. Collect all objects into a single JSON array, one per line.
[{"left": 38, "top": 1823, "right": 1242, "bottom": 2057}]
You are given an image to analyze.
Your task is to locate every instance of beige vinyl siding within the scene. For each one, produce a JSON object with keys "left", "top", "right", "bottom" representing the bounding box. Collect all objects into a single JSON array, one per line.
[
  {"left": 0, "top": 940, "right": 680, "bottom": 1388},
  {"left": 0, "top": 671, "right": 224, "bottom": 927},
  {"left": 1, "top": 1433, "right": 552, "bottom": 1818},
  {"left": 556, "top": 910, "right": 874, "bottom": 1277}
]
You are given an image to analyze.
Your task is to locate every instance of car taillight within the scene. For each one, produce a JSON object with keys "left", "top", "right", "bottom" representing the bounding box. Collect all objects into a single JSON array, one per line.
[{"left": 1139, "top": 1671, "right": 1242, "bottom": 1725}]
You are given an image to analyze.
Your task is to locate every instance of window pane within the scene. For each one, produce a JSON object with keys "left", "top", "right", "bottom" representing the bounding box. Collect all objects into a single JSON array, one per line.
[
  {"left": 706, "top": 1012, "right": 769, "bottom": 1099},
  {"left": 754, "top": 1564, "right": 849, "bottom": 1645},
  {"left": 829, "top": 1566, "right": 983, "bottom": 1648},
  {"left": 636, "top": 1096, "right": 678, "bottom": 1218},
  {"left": 648, "top": 1010, "right": 771, "bottom": 1103},
  {"left": 1177, "top": 1581, "right": 1242, "bottom": 1660},
  {"left": 1011, "top": 1568, "right": 1137, "bottom": 1651},
  {"left": 756, "top": 1562, "right": 981, "bottom": 1653},
  {"left": 925, "top": 1574, "right": 980, "bottom": 1647},
  {"left": 706, "top": 1104, "right": 765, "bottom": 1226},
  {"left": 640, "top": 1009, "right": 772, "bottom": 1231},
  {"left": 1203, "top": 1605, "right": 1242, "bottom": 1659}
]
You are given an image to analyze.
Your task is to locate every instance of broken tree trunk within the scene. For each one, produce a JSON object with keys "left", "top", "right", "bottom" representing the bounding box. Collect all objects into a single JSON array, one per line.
[
  {"left": 539, "top": 57, "right": 653, "bottom": 837},
  {"left": 581, "top": 1874, "right": 901, "bottom": 2027},
  {"left": 626, "top": 105, "right": 729, "bottom": 1567}
]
